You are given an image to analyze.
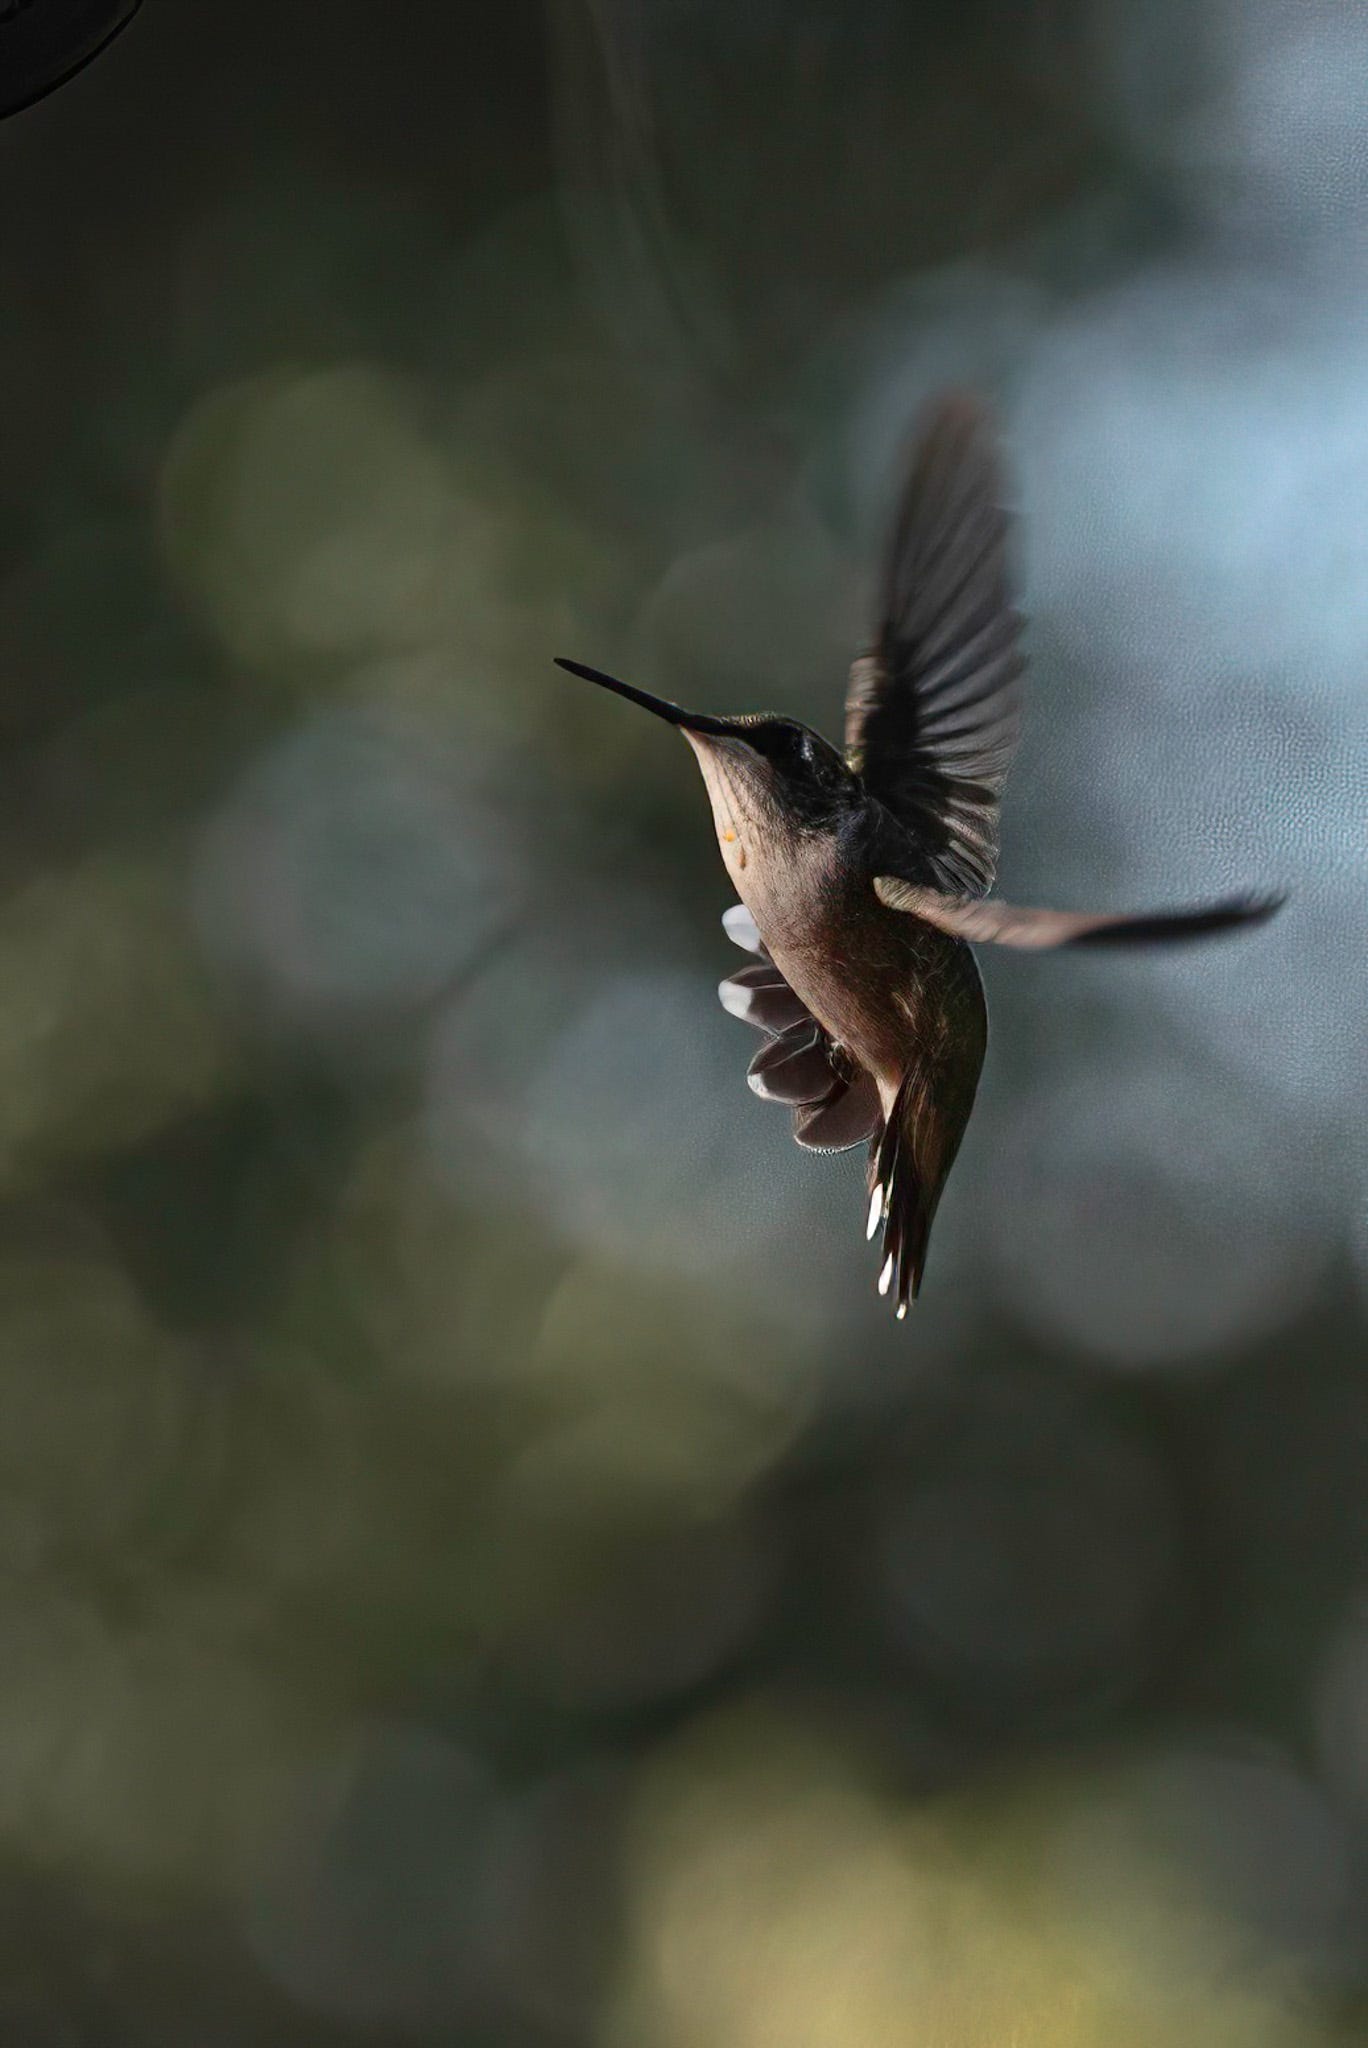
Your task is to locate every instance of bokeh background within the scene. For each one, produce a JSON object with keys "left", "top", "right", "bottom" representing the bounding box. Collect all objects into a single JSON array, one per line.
[{"left": 0, "top": 0, "right": 1367, "bottom": 2039}]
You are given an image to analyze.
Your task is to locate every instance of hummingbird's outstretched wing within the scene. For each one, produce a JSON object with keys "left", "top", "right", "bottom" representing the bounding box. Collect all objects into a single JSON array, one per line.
[
  {"left": 872, "top": 879, "right": 1286, "bottom": 947},
  {"left": 717, "top": 906, "right": 881, "bottom": 1152},
  {"left": 845, "top": 391, "right": 1024, "bottom": 897}
]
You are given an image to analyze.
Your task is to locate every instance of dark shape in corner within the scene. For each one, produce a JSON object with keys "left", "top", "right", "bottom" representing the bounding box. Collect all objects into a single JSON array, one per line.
[{"left": 0, "top": 0, "right": 142, "bottom": 120}]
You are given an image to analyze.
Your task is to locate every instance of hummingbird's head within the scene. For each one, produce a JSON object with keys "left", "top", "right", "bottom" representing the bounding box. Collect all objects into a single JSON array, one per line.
[{"left": 554, "top": 658, "right": 859, "bottom": 896}]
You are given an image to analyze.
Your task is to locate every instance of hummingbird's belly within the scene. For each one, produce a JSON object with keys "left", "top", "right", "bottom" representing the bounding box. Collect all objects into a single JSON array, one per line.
[{"left": 758, "top": 887, "right": 982, "bottom": 1111}]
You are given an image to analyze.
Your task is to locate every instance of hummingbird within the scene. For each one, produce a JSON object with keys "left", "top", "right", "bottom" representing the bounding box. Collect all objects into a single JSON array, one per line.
[{"left": 555, "top": 392, "right": 1283, "bottom": 1315}]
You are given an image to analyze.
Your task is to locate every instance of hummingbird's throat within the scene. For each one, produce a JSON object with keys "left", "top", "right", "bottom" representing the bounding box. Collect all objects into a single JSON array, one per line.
[
  {"left": 685, "top": 732, "right": 750, "bottom": 872},
  {"left": 711, "top": 797, "right": 746, "bottom": 869}
]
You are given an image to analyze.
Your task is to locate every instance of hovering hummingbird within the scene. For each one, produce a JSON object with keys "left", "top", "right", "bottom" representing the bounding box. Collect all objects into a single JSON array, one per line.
[{"left": 555, "top": 393, "right": 1283, "bottom": 1314}]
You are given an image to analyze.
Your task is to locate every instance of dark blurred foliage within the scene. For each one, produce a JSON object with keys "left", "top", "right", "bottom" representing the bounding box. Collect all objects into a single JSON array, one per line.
[{"left": 0, "top": 0, "right": 1366, "bottom": 2041}]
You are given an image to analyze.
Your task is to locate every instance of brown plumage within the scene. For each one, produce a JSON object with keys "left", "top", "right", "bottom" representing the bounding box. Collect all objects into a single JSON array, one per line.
[{"left": 555, "top": 390, "right": 1284, "bottom": 1312}]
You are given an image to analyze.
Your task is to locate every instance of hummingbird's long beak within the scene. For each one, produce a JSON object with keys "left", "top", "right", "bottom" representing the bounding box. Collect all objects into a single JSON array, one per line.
[{"left": 554, "top": 658, "right": 741, "bottom": 740}]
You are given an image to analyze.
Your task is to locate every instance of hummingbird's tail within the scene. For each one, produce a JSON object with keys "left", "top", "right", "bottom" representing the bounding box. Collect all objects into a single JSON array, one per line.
[
  {"left": 866, "top": 1051, "right": 979, "bottom": 1316},
  {"left": 866, "top": 1071, "right": 934, "bottom": 1316}
]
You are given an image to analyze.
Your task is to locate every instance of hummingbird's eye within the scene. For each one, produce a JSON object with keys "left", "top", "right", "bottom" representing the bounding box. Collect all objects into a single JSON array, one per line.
[{"left": 756, "top": 721, "right": 821, "bottom": 772}]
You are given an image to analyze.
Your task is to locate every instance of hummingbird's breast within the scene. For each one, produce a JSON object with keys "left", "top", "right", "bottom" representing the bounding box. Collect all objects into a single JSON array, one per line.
[
  {"left": 744, "top": 839, "right": 986, "bottom": 1116},
  {"left": 690, "top": 738, "right": 985, "bottom": 1115}
]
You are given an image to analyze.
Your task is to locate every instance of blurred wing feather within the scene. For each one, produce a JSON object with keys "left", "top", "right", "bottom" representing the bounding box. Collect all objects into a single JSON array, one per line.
[
  {"left": 846, "top": 391, "right": 1024, "bottom": 895},
  {"left": 873, "top": 878, "right": 1287, "bottom": 948},
  {"left": 717, "top": 906, "right": 880, "bottom": 1154}
]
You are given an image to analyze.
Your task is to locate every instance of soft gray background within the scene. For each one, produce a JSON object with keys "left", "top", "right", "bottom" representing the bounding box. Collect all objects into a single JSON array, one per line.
[{"left": 0, "top": 1, "right": 1366, "bottom": 2041}]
